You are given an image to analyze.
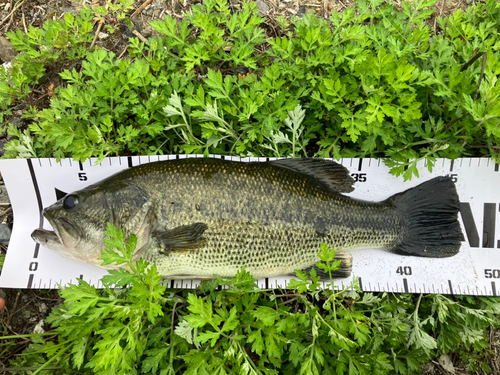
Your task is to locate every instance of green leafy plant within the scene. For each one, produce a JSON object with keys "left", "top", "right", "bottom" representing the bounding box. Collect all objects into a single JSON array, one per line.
[
  {"left": 5, "top": 233, "right": 500, "bottom": 374},
  {"left": 92, "top": 0, "right": 135, "bottom": 34},
  {"left": 0, "top": 8, "right": 95, "bottom": 113},
  {"left": 2, "top": 0, "right": 498, "bottom": 179}
]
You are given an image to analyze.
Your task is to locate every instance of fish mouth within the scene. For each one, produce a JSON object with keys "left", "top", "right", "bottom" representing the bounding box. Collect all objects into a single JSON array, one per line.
[
  {"left": 31, "top": 228, "right": 60, "bottom": 246},
  {"left": 34, "top": 209, "right": 83, "bottom": 249}
]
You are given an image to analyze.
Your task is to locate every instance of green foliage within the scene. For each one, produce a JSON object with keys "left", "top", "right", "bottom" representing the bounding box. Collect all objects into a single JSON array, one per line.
[
  {"left": 0, "top": 7, "right": 94, "bottom": 112},
  {"left": 2, "top": 0, "right": 499, "bottom": 179},
  {"left": 6, "top": 235, "right": 500, "bottom": 374}
]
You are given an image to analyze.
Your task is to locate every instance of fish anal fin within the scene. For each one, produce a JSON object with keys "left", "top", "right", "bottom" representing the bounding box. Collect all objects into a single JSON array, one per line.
[
  {"left": 155, "top": 222, "right": 208, "bottom": 253},
  {"left": 269, "top": 158, "right": 355, "bottom": 193}
]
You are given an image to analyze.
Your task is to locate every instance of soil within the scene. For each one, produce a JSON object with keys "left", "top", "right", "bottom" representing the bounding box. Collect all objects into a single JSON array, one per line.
[{"left": 0, "top": 0, "right": 497, "bottom": 373}]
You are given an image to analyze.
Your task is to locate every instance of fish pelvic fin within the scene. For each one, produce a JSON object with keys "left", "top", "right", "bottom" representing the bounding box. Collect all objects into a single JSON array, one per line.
[
  {"left": 155, "top": 222, "right": 208, "bottom": 253},
  {"left": 302, "top": 252, "right": 353, "bottom": 280},
  {"left": 269, "top": 158, "right": 355, "bottom": 193},
  {"left": 388, "top": 176, "right": 464, "bottom": 258}
]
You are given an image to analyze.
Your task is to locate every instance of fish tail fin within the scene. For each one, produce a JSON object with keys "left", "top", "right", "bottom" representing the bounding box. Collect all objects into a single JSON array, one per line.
[
  {"left": 388, "top": 176, "right": 463, "bottom": 258},
  {"left": 303, "top": 252, "right": 353, "bottom": 280}
]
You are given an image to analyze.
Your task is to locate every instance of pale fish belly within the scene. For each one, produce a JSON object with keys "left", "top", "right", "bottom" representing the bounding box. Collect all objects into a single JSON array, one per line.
[{"left": 144, "top": 215, "right": 400, "bottom": 279}]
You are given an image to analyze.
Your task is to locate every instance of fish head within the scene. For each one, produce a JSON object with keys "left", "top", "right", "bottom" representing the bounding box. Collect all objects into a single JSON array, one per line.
[{"left": 31, "top": 179, "right": 154, "bottom": 268}]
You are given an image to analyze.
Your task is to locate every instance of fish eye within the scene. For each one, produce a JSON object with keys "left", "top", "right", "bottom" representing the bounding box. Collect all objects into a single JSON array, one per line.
[{"left": 63, "top": 195, "right": 79, "bottom": 210}]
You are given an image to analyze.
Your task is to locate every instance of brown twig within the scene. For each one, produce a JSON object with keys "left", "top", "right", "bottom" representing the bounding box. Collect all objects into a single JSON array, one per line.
[
  {"left": 130, "top": 0, "right": 153, "bottom": 18},
  {"left": 132, "top": 29, "right": 148, "bottom": 43},
  {"left": 31, "top": 93, "right": 51, "bottom": 106},
  {"left": 89, "top": 20, "right": 104, "bottom": 50},
  {"left": 117, "top": 44, "right": 129, "bottom": 59},
  {"left": 89, "top": 1, "right": 109, "bottom": 50},
  {"left": 21, "top": 2, "right": 27, "bottom": 33},
  {"left": 5, "top": 291, "right": 20, "bottom": 328},
  {"left": 278, "top": 297, "right": 299, "bottom": 306},
  {"left": 0, "top": 0, "right": 23, "bottom": 29},
  {"left": 460, "top": 48, "right": 481, "bottom": 72},
  {"left": 264, "top": 21, "right": 278, "bottom": 38}
]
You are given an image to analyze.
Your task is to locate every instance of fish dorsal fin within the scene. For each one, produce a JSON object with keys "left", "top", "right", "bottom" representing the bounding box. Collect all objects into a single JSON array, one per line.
[
  {"left": 269, "top": 158, "right": 355, "bottom": 193},
  {"left": 155, "top": 222, "right": 208, "bottom": 253}
]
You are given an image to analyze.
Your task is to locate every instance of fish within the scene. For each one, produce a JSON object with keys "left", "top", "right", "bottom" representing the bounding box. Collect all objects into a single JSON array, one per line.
[{"left": 31, "top": 158, "right": 464, "bottom": 280}]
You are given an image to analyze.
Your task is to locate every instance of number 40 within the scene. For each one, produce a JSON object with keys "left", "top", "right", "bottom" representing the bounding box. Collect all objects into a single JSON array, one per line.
[{"left": 396, "top": 266, "right": 412, "bottom": 276}]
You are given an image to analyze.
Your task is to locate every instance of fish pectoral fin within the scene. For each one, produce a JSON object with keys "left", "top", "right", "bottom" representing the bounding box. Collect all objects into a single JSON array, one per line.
[
  {"left": 269, "top": 158, "right": 355, "bottom": 193},
  {"left": 155, "top": 222, "right": 208, "bottom": 253},
  {"left": 302, "top": 252, "right": 353, "bottom": 280}
]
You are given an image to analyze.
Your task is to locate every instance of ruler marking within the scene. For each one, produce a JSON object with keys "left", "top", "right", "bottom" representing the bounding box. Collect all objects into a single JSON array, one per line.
[
  {"left": 460, "top": 203, "right": 480, "bottom": 247},
  {"left": 495, "top": 163, "right": 499, "bottom": 172},
  {"left": 127, "top": 156, "right": 133, "bottom": 168},
  {"left": 358, "top": 159, "right": 363, "bottom": 171},
  {"left": 265, "top": 278, "right": 269, "bottom": 289},
  {"left": 359, "top": 277, "right": 363, "bottom": 291},
  {"left": 170, "top": 280, "right": 174, "bottom": 289},
  {"left": 448, "top": 280, "right": 454, "bottom": 295},
  {"left": 403, "top": 278, "right": 409, "bottom": 293},
  {"left": 27, "top": 274, "right": 34, "bottom": 289},
  {"left": 483, "top": 203, "right": 496, "bottom": 248},
  {"left": 27, "top": 159, "right": 43, "bottom": 260},
  {"left": 449, "top": 159, "right": 454, "bottom": 172},
  {"left": 492, "top": 282, "right": 497, "bottom": 296}
]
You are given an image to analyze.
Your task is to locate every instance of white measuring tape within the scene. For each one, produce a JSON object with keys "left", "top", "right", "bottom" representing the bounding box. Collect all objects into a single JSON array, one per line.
[{"left": 0, "top": 155, "right": 498, "bottom": 295}]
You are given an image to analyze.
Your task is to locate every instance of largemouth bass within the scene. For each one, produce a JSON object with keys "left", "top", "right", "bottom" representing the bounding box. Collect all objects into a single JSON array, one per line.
[{"left": 31, "top": 158, "right": 463, "bottom": 279}]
